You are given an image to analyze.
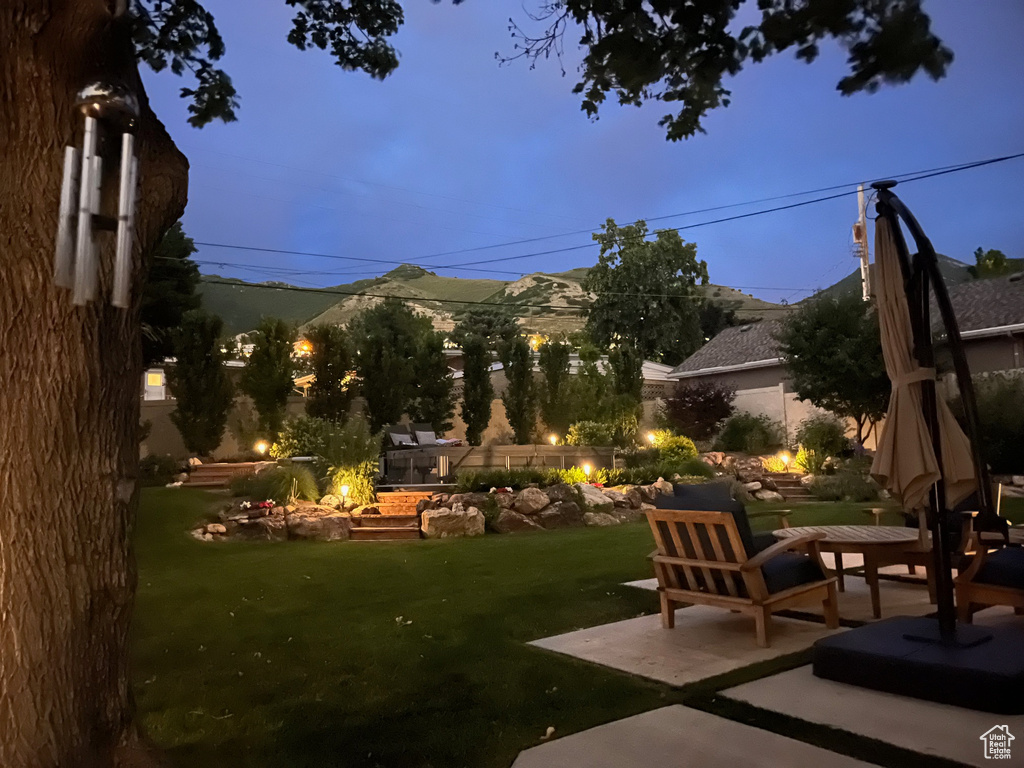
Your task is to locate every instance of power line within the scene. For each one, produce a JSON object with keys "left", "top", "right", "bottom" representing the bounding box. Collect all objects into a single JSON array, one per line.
[{"left": 190, "top": 150, "right": 1024, "bottom": 275}]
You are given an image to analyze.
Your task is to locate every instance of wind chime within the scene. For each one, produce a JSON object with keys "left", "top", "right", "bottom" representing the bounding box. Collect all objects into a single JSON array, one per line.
[{"left": 54, "top": 81, "right": 140, "bottom": 308}]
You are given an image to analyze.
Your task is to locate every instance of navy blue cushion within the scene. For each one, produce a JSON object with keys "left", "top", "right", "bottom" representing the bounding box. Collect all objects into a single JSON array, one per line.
[
  {"left": 761, "top": 552, "right": 826, "bottom": 594},
  {"left": 751, "top": 531, "right": 778, "bottom": 555},
  {"left": 975, "top": 547, "right": 1024, "bottom": 589},
  {"left": 658, "top": 483, "right": 755, "bottom": 558}
]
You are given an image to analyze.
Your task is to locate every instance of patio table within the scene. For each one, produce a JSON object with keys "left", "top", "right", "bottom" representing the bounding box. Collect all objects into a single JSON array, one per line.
[{"left": 773, "top": 525, "right": 920, "bottom": 619}]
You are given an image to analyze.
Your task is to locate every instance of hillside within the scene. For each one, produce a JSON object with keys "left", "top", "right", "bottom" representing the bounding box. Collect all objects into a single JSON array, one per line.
[
  {"left": 200, "top": 263, "right": 790, "bottom": 336},
  {"left": 809, "top": 254, "right": 973, "bottom": 302}
]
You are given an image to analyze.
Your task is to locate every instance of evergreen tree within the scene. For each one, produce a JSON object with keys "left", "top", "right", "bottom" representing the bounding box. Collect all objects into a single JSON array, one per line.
[
  {"left": 499, "top": 336, "right": 536, "bottom": 444},
  {"left": 142, "top": 222, "right": 201, "bottom": 367},
  {"left": 538, "top": 338, "right": 573, "bottom": 436},
  {"left": 461, "top": 334, "right": 494, "bottom": 446},
  {"left": 168, "top": 311, "right": 234, "bottom": 456},
  {"left": 410, "top": 330, "right": 456, "bottom": 435},
  {"left": 305, "top": 324, "right": 354, "bottom": 422},
  {"left": 239, "top": 318, "right": 296, "bottom": 440}
]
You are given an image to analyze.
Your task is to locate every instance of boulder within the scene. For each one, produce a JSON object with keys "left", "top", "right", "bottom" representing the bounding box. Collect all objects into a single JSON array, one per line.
[
  {"left": 700, "top": 451, "right": 725, "bottom": 467},
  {"left": 447, "top": 492, "right": 491, "bottom": 510},
  {"left": 625, "top": 488, "right": 643, "bottom": 509},
  {"left": 421, "top": 507, "right": 485, "bottom": 539},
  {"left": 175, "top": 472, "right": 189, "bottom": 483},
  {"left": 743, "top": 481, "right": 762, "bottom": 492},
  {"left": 288, "top": 513, "right": 351, "bottom": 541},
  {"left": 653, "top": 478, "right": 674, "bottom": 496},
  {"left": 351, "top": 504, "right": 380, "bottom": 516},
  {"left": 601, "top": 488, "right": 630, "bottom": 507},
  {"left": 416, "top": 498, "right": 436, "bottom": 513},
  {"left": 1012, "top": 476, "right": 1024, "bottom": 487},
  {"left": 754, "top": 489, "right": 785, "bottom": 502},
  {"left": 638, "top": 484, "right": 660, "bottom": 503},
  {"left": 319, "top": 494, "right": 342, "bottom": 508},
  {"left": 433, "top": 492, "right": 451, "bottom": 505},
  {"left": 799, "top": 474, "right": 815, "bottom": 486},
  {"left": 236, "top": 515, "right": 287, "bottom": 542},
  {"left": 515, "top": 486, "right": 551, "bottom": 515},
  {"left": 574, "top": 483, "right": 614, "bottom": 512},
  {"left": 538, "top": 501, "right": 585, "bottom": 530},
  {"left": 493, "top": 509, "right": 544, "bottom": 534},
  {"left": 611, "top": 507, "right": 644, "bottom": 523},
  {"left": 206, "top": 523, "right": 227, "bottom": 534},
  {"left": 584, "top": 511, "right": 620, "bottom": 527},
  {"left": 494, "top": 492, "right": 515, "bottom": 509},
  {"left": 189, "top": 528, "right": 207, "bottom": 541},
  {"left": 545, "top": 483, "right": 577, "bottom": 504},
  {"left": 761, "top": 477, "right": 779, "bottom": 492}
]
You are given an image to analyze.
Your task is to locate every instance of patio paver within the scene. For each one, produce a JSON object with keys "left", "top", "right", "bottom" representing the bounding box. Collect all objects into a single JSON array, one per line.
[
  {"left": 529, "top": 605, "right": 843, "bottom": 687},
  {"left": 624, "top": 571, "right": 936, "bottom": 624},
  {"left": 722, "top": 609, "right": 1024, "bottom": 768},
  {"left": 511, "top": 704, "right": 877, "bottom": 767}
]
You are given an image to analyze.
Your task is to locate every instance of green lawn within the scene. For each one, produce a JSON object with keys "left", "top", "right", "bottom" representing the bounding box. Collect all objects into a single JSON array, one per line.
[{"left": 134, "top": 490, "right": 1023, "bottom": 767}]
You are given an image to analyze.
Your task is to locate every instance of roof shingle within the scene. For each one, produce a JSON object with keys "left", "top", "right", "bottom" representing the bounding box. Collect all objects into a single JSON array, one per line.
[{"left": 670, "top": 320, "right": 783, "bottom": 375}]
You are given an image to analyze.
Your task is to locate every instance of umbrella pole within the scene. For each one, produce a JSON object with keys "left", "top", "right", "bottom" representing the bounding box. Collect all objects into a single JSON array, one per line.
[{"left": 875, "top": 184, "right": 996, "bottom": 647}]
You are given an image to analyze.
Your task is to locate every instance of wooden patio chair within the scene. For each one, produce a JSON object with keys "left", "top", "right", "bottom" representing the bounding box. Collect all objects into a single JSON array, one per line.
[
  {"left": 955, "top": 484, "right": 1024, "bottom": 622},
  {"left": 645, "top": 505, "right": 839, "bottom": 647}
]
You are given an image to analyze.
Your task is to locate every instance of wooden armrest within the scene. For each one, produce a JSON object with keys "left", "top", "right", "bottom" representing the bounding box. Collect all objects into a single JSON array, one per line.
[
  {"left": 740, "top": 532, "right": 825, "bottom": 572},
  {"left": 653, "top": 554, "right": 743, "bottom": 572}
]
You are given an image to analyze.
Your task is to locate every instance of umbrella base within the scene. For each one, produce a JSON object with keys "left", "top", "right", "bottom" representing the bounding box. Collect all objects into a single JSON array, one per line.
[{"left": 813, "top": 616, "right": 1024, "bottom": 714}]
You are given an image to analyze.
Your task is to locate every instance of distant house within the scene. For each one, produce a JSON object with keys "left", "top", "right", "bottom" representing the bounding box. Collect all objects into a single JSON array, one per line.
[{"left": 667, "top": 272, "right": 1024, "bottom": 444}]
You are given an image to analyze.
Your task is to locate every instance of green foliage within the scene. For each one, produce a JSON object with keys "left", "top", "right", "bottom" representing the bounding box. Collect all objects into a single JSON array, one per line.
[
  {"left": 661, "top": 381, "right": 735, "bottom": 440},
  {"left": 509, "top": 1, "right": 951, "bottom": 141},
  {"left": 270, "top": 416, "right": 331, "bottom": 459},
  {"left": 305, "top": 324, "right": 354, "bottom": 422},
  {"left": 648, "top": 430, "right": 698, "bottom": 462},
  {"left": 454, "top": 467, "right": 549, "bottom": 493},
  {"left": 239, "top": 317, "right": 296, "bottom": 440},
  {"left": 951, "top": 375, "right": 1024, "bottom": 473},
  {"left": 761, "top": 455, "right": 788, "bottom": 474},
  {"left": 776, "top": 294, "right": 889, "bottom": 443},
  {"left": 140, "top": 455, "right": 179, "bottom": 487},
  {"left": 460, "top": 334, "right": 494, "bottom": 446},
  {"left": 499, "top": 336, "right": 536, "bottom": 444},
  {"left": 716, "top": 413, "right": 784, "bottom": 454},
  {"left": 794, "top": 447, "right": 826, "bottom": 476},
  {"left": 227, "top": 399, "right": 260, "bottom": 455},
  {"left": 605, "top": 459, "right": 713, "bottom": 487},
  {"left": 231, "top": 464, "right": 320, "bottom": 504},
  {"left": 698, "top": 301, "right": 739, "bottom": 345},
  {"left": 621, "top": 447, "right": 661, "bottom": 468},
  {"left": 450, "top": 307, "right": 519, "bottom": 350},
  {"left": 168, "top": 310, "right": 234, "bottom": 456},
  {"left": 795, "top": 414, "right": 849, "bottom": 462},
  {"left": 142, "top": 222, "right": 201, "bottom": 367},
  {"left": 583, "top": 220, "right": 707, "bottom": 364},
  {"left": 808, "top": 472, "right": 879, "bottom": 503},
  {"left": 349, "top": 299, "right": 432, "bottom": 432},
  {"left": 322, "top": 416, "right": 382, "bottom": 505},
  {"left": 566, "top": 421, "right": 616, "bottom": 447},
  {"left": 968, "top": 247, "right": 1015, "bottom": 279},
  {"left": 538, "top": 338, "right": 573, "bottom": 436},
  {"left": 409, "top": 330, "right": 456, "bottom": 436}
]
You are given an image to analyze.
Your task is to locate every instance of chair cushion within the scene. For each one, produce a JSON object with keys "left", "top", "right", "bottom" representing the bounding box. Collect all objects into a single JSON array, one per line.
[
  {"left": 974, "top": 547, "right": 1024, "bottom": 589},
  {"left": 751, "top": 531, "right": 778, "bottom": 554},
  {"left": 657, "top": 483, "right": 756, "bottom": 558},
  {"left": 760, "top": 552, "right": 827, "bottom": 595}
]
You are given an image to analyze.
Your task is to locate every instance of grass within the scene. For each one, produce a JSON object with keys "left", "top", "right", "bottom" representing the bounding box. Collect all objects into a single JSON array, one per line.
[{"left": 134, "top": 490, "right": 1022, "bottom": 766}]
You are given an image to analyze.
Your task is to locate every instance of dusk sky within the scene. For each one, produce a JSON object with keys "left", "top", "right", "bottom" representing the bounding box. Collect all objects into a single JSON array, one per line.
[{"left": 144, "top": 1, "right": 1024, "bottom": 305}]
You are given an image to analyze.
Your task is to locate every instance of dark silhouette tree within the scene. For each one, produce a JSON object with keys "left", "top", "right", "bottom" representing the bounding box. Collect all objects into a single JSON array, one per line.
[
  {"left": 662, "top": 381, "right": 736, "bottom": 440},
  {"left": 461, "top": 334, "right": 494, "bottom": 445},
  {"left": 499, "top": 335, "right": 536, "bottom": 444},
  {"left": 538, "top": 338, "right": 573, "bottom": 436},
  {"left": 168, "top": 310, "right": 234, "bottom": 455},
  {"left": 142, "top": 222, "right": 201, "bottom": 367},
  {"left": 411, "top": 330, "right": 456, "bottom": 435},
  {"left": 305, "top": 324, "right": 354, "bottom": 422},
  {"left": 239, "top": 318, "right": 296, "bottom": 440}
]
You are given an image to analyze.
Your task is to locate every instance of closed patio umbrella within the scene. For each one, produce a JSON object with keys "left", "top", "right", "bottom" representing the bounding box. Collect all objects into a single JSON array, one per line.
[{"left": 869, "top": 215, "right": 976, "bottom": 512}]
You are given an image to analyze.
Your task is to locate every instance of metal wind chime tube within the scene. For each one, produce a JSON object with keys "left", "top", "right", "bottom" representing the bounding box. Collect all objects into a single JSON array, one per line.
[{"left": 53, "top": 82, "right": 140, "bottom": 309}]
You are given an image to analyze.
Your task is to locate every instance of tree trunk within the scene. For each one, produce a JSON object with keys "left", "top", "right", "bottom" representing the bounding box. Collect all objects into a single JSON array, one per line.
[{"left": 1, "top": 2, "right": 187, "bottom": 766}]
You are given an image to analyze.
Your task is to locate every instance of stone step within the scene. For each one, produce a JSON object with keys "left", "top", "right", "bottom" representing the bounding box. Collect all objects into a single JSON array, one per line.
[
  {"left": 351, "top": 515, "right": 419, "bottom": 528},
  {"left": 349, "top": 526, "right": 421, "bottom": 541}
]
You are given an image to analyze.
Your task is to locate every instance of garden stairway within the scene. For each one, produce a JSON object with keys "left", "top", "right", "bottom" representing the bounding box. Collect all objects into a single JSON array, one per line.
[
  {"left": 184, "top": 462, "right": 274, "bottom": 488},
  {"left": 771, "top": 473, "right": 815, "bottom": 502},
  {"left": 349, "top": 515, "right": 421, "bottom": 541}
]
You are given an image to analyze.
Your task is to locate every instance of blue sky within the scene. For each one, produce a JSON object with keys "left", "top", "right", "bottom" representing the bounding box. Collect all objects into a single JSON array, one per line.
[{"left": 144, "top": 0, "right": 1024, "bottom": 304}]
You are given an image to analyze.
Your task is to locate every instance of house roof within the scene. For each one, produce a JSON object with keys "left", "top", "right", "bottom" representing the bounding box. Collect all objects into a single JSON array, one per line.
[
  {"left": 451, "top": 356, "right": 676, "bottom": 382},
  {"left": 669, "top": 320, "right": 784, "bottom": 378},
  {"left": 944, "top": 272, "right": 1024, "bottom": 335}
]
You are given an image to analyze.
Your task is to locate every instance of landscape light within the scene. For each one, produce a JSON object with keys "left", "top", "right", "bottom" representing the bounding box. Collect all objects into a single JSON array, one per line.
[
  {"left": 339, "top": 484, "right": 350, "bottom": 504},
  {"left": 646, "top": 432, "right": 656, "bottom": 444},
  {"left": 583, "top": 463, "right": 592, "bottom": 477},
  {"left": 781, "top": 452, "right": 791, "bottom": 466},
  {"left": 548, "top": 434, "right": 558, "bottom": 445},
  {"left": 254, "top": 440, "right": 269, "bottom": 455}
]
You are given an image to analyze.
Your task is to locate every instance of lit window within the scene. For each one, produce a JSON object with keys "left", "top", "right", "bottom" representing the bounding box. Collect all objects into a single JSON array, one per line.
[{"left": 146, "top": 373, "right": 163, "bottom": 387}]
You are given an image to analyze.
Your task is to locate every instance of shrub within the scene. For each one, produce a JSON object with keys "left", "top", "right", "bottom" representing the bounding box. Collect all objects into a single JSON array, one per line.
[
  {"left": 454, "top": 468, "right": 549, "bottom": 493},
  {"left": 661, "top": 381, "right": 735, "bottom": 440},
  {"left": 951, "top": 375, "right": 1024, "bottom": 474},
  {"left": 649, "top": 429, "right": 698, "bottom": 462},
  {"left": 270, "top": 416, "right": 332, "bottom": 459},
  {"left": 140, "top": 454, "right": 178, "bottom": 487},
  {"left": 808, "top": 472, "right": 879, "bottom": 502},
  {"left": 794, "top": 446, "right": 824, "bottom": 475},
  {"left": 566, "top": 421, "right": 616, "bottom": 447},
  {"left": 621, "top": 446, "right": 661, "bottom": 468},
  {"left": 605, "top": 459, "right": 712, "bottom": 487},
  {"left": 231, "top": 463, "right": 320, "bottom": 504},
  {"left": 321, "top": 416, "right": 383, "bottom": 505},
  {"left": 795, "top": 414, "right": 849, "bottom": 459},
  {"left": 716, "top": 413, "right": 784, "bottom": 454}
]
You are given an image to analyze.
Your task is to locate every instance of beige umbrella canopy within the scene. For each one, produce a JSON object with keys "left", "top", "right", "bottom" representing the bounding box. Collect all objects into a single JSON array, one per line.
[{"left": 870, "top": 216, "right": 976, "bottom": 512}]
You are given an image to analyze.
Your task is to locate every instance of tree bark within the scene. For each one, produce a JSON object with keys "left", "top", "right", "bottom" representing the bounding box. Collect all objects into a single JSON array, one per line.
[{"left": 0, "top": 2, "right": 187, "bottom": 766}]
